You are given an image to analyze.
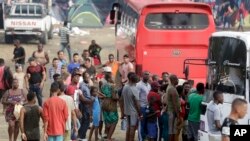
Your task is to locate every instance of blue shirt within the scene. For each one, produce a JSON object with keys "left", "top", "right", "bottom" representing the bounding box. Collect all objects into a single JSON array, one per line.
[
  {"left": 79, "top": 82, "right": 92, "bottom": 114},
  {"left": 93, "top": 97, "right": 100, "bottom": 116},
  {"left": 67, "top": 62, "right": 80, "bottom": 74}
]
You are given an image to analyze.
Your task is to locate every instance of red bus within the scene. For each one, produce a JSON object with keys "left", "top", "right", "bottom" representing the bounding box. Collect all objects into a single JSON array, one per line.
[{"left": 110, "top": 0, "right": 216, "bottom": 84}]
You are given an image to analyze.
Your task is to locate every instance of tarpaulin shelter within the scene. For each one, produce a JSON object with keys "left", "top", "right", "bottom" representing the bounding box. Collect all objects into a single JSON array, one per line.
[{"left": 68, "top": 0, "right": 105, "bottom": 28}]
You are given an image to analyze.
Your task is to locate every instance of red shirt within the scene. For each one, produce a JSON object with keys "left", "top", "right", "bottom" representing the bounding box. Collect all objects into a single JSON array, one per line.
[
  {"left": 179, "top": 97, "right": 186, "bottom": 119},
  {"left": 147, "top": 91, "right": 162, "bottom": 117},
  {"left": 43, "top": 96, "right": 68, "bottom": 136}
]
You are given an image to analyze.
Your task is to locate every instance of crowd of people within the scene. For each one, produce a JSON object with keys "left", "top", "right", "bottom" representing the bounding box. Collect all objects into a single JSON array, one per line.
[{"left": 0, "top": 22, "right": 248, "bottom": 141}]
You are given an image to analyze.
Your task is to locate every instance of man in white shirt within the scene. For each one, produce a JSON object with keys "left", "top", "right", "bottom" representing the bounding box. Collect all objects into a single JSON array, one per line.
[{"left": 207, "top": 91, "right": 224, "bottom": 134}]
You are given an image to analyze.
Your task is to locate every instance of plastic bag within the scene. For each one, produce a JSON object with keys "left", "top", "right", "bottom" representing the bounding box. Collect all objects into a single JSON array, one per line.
[
  {"left": 121, "top": 118, "right": 127, "bottom": 131},
  {"left": 14, "top": 104, "right": 23, "bottom": 120}
]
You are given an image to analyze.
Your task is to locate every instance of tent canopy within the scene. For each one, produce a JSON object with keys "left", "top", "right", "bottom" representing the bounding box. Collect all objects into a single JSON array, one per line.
[{"left": 68, "top": 0, "right": 105, "bottom": 28}]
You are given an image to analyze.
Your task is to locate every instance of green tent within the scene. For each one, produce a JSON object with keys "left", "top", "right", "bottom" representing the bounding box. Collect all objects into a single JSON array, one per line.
[{"left": 68, "top": 0, "right": 104, "bottom": 28}]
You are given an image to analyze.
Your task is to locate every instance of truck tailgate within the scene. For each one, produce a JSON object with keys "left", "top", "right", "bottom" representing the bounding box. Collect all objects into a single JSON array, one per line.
[{"left": 5, "top": 18, "right": 42, "bottom": 30}]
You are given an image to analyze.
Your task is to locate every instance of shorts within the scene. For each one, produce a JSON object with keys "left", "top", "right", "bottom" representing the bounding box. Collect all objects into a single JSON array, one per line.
[
  {"left": 93, "top": 112, "right": 100, "bottom": 127},
  {"left": 147, "top": 122, "right": 158, "bottom": 139},
  {"left": 168, "top": 111, "right": 177, "bottom": 134},
  {"left": 63, "top": 130, "right": 71, "bottom": 141},
  {"left": 127, "top": 114, "right": 138, "bottom": 126},
  {"left": 187, "top": 120, "right": 200, "bottom": 141}
]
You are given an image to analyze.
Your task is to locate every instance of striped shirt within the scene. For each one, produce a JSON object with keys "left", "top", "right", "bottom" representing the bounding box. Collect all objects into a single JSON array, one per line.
[
  {"left": 48, "top": 66, "right": 61, "bottom": 80},
  {"left": 59, "top": 27, "right": 69, "bottom": 43}
]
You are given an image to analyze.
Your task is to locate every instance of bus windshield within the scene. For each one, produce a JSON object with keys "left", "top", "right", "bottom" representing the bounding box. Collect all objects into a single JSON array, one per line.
[
  {"left": 204, "top": 37, "right": 246, "bottom": 102},
  {"left": 145, "top": 13, "right": 209, "bottom": 30}
]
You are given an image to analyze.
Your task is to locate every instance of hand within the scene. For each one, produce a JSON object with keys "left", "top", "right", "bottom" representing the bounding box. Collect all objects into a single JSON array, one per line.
[
  {"left": 21, "top": 133, "right": 27, "bottom": 141},
  {"left": 40, "top": 82, "right": 44, "bottom": 89},
  {"left": 44, "top": 133, "right": 48, "bottom": 141},
  {"left": 156, "top": 110, "right": 161, "bottom": 113},
  {"left": 74, "top": 127, "right": 78, "bottom": 136},
  {"left": 90, "top": 116, "right": 93, "bottom": 122},
  {"left": 138, "top": 115, "right": 143, "bottom": 120}
]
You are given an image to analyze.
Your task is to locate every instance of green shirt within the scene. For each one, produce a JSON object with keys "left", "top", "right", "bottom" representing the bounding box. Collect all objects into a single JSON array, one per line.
[{"left": 188, "top": 92, "right": 203, "bottom": 122}]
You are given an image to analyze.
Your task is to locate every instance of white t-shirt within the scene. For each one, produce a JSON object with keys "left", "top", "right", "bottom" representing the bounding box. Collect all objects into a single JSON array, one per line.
[
  {"left": 13, "top": 72, "right": 25, "bottom": 89},
  {"left": 120, "top": 62, "right": 134, "bottom": 82},
  {"left": 59, "top": 94, "right": 75, "bottom": 131},
  {"left": 206, "top": 101, "right": 223, "bottom": 134}
]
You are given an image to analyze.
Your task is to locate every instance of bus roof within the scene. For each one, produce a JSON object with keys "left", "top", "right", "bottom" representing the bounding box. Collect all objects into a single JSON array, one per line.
[
  {"left": 125, "top": 0, "right": 208, "bottom": 14},
  {"left": 212, "top": 31, "right": 250, "bottom": 51}
]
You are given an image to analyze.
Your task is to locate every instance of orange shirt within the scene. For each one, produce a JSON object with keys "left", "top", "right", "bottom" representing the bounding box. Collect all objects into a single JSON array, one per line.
[
  {"left": 106, "top": 61, "right": 119, "bottom": 78},
  {"left": 43, "top": 96, "right": 68, "bottom": 136}
]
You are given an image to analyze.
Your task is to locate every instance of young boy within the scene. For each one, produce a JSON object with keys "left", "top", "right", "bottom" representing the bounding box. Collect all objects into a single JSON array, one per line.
[
  {"left": 146, "top": 97, "right": 160, "bottom": 141},
  {"left": 89, "top": 86, "right": 104, "bottom": 141}
]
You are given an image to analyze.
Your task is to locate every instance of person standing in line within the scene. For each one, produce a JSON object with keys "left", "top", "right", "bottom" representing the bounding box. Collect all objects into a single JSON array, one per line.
[
  {"left": 32, "top": 43, "right": 50, "bottom": 67},
  {"left": 48, "top": 58, "right": 61, "bottom": 81},
  {"left": 237, "top": 9, "right": 244, "bottom": 31},
  {"left": 57, "top": 50, "right": 68, "bottom": 68},
  {"left": 120, "top": 72, "right": 141, "bottom": 141},
  {"left": 163, "top": 74, "right": 180, "bottom": 141},
  {"left": 88, "top": 40, "right": 102, "bottom": 65},
  {"left": 147, "top": 81, "right": 162, "bottom": 141},
  {"left": 101, "top": 73, "right": 119, "bottom": 141},
  {"left": 67, "top": 53, "right": 80, "bottom": 74},
  {"left": 181, "top": 82, "right": 191, "bottom": 141},
  {"left": 20, "top": 91, "right": 43, "bottom": 141},
  {"left": 136, "top": 71, "right": 151, "bottom": 141},
  {"left": 206, "top": 91, "right": 224, "bottom": 141},
  {"left": 59, "top": 21, "right": 71, "bottom": 61},
  {"left": 84, "top": 58, "right": 96, "bottom": 80},
  {"left": 120, "top": 54, "right": 134, "bottom": 84},
  {"left": 187, "top": 83, "right": 205, "bottom": 141},
  {"left": 43, "top": 82, "right": 68, "bottom": 141},
  {"left": 88, "top": 86, "right": 104, "bottom": 141},
  {"left": 78, "top": 72, "right": 95, "bottom": 141},
  {"left": 81, "top": 49, "right": 94, "bottom": 65},
  {"left": 221, "top": 98, "right": 248, "bottom": 141},
  {"left": 158, "top": 72, "right": 169, "bottom": 86},
  {"left": 25, "top": 57, "right": 46, "bottom": 107},
  {"left": 2, "top": 79, "right": 26, "bottom": 141},
  {"left": 105, "top": 54, "right": 120, "bottom": 80},
  {"left": 12, "top": 39, "right": 26, "bottom": 67},
  {"left": 0, "top": 58, "right": 14, "bottom": 113},
  {"left": 58, "top": 81, "right": 78, "bottom": 141},
  {"left": 13, "top": 64, "right": 25, "bottom": 89}
]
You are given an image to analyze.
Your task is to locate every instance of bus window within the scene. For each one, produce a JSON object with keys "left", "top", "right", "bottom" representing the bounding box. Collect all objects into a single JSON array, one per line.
[
  {"left": 145, "top": 13, "right": 209, "bottom": 30},
  {"left": 207, "top": 37, "right": 246, "bottom": 96}
]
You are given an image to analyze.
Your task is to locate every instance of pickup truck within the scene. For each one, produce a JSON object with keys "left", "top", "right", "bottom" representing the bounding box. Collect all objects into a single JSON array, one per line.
[{"left": 4, "top": 3, "right": 53, "bottom": 44}]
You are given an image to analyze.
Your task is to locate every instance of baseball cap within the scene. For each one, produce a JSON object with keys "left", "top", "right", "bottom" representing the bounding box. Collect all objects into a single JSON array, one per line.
[
  {"left": 28, "top": 57, "right": 35, "bottom": 62},
  {"left": 103, "top": 66, "right": 112, "bottom": 73}
]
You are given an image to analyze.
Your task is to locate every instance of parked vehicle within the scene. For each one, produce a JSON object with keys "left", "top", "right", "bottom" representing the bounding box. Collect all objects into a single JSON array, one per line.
[{"left": 4, "top": 3, "right": 53, "bottom": 44}]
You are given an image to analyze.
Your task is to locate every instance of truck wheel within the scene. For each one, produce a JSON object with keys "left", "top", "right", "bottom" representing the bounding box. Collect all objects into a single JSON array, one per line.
[
  {"left": 48, "top": 25, "right": 53, "bottom": 39},
  {"left": 5, "top": 34, "right": 13, "bottom": 44},
  {"left": 40, "top": 31, "right": 48, "bottom": 44}
]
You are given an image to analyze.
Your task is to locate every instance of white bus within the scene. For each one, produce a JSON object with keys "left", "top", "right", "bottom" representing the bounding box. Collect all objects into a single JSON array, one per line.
[{"left": 198, "top": 31, "right": 250, "bottom": 141}]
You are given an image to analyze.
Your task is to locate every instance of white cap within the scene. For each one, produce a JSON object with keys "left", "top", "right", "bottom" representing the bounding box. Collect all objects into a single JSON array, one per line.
[{"left": 103, "top": 66, "right": 112, "bottom": 72}]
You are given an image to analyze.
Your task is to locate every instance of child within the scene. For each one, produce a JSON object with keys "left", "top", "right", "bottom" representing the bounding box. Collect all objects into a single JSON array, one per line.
[
  {"left": 89, "top": 86, "right": 102, "bottom": 141},
  {"left": 146, "top": 97, "right": 160, "bottom": 141},
  {"left": 13, "top": 64, "right": 25, "bottom": 89}
]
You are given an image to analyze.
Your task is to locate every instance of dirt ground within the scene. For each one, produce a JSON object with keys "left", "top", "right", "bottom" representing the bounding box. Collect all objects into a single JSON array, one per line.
[{"left": 0, "top": 26, "right": 132, "bottom": 141}]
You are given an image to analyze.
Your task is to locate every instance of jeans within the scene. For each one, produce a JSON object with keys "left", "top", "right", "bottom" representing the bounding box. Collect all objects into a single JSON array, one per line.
[
  {"left": 29, "top": 84, "right": 43, "bottom": 106},
  {"left": 48, "top": 135, "right": 63, "bottom": 141},
  {"left": 78, "top": 112, "right": 90, "bottom": 139},
  {"left": 138, "top": 107, "right": 147, "bottom": 141},
  {"left": 60, "top": 43, "right": 71, "bottom": 62}
]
